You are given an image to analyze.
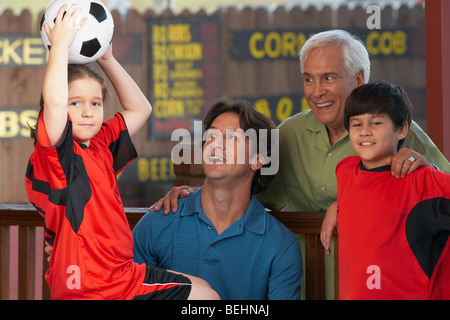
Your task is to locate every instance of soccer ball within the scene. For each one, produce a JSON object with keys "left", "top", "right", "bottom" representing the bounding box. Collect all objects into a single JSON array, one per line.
[{"left": 40, "top": 0, "right": 114, "bottom": 64}]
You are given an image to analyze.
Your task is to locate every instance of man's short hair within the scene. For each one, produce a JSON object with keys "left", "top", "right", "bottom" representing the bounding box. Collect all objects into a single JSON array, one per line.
[{"left": 299, "top": 29, "right": 371, "bottom": 84}]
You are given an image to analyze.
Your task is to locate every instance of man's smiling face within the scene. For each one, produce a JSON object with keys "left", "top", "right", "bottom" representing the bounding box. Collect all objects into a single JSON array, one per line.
[{"left": 302, "top": 45, "right": 364, "bottom": 131}]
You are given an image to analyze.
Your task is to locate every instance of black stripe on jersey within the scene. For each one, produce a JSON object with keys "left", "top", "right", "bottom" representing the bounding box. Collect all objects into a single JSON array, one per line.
[
  {"left": 405, "top": 197, "right": 450, "bottom": 278},
  {"left": 109, "top": 129, "right": 137, "bottom": 174},
  {"left": 55, "top": 122, "right": 91, "bottom": 234},
  {"left": 26, "top": 120, "right": 91, "bottom": 234},
  {"left": 26, "top": 162, "right": 67, "bottom": 206},
  {"left": 26, "top": 157, "right": 90, "bottom": 234},
  {"left": 63, "top": 153, "right": 91, "bottom": 233},
  {"left": 44, "top": 226, "right": 56, "bottom": 246}
]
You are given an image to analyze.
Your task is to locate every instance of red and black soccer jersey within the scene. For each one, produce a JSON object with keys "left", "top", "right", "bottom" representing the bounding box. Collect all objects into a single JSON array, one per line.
[
  {"left": 25, "top": 111, "right": 191, "bottom": 300},
  {"left": 336, "top": 156, "right": 450, "bottom": 300}
]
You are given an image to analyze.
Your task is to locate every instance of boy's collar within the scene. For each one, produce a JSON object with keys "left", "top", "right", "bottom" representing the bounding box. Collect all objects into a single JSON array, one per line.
[{"left": 359, "top": 161, "right": 391, "bottom": 172}]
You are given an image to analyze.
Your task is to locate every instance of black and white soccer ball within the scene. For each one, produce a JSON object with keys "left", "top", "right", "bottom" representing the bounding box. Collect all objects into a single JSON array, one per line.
[{"left": 40, "top": 0, "right": 114, "bottom": 64}]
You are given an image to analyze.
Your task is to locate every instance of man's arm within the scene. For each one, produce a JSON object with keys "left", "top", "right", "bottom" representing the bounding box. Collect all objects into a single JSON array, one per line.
[
  {"left": 268, "top": 239, "right": 303, "bottom": 300},
  {"left": 397, "top": 120, "right": 450, "bottom": 174}
]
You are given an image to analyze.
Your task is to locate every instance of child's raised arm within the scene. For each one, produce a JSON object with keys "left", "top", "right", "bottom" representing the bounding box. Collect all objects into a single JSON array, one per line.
[
  {"left": 96, "top": 46, "right": 152, "bottom": 137},
  {"left": 42, "top": 4, "right": 86, "bottom": 147}
]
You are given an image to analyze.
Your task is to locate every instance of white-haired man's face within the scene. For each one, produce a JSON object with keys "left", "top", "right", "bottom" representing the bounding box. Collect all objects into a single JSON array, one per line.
[{"left": 302, "top": 45, "right": 364, "bottom": 131}]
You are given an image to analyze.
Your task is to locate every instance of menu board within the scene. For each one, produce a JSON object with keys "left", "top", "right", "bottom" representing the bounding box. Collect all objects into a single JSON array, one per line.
[{"left": 148, "top": 15, "right": 221, "bottom": 140}]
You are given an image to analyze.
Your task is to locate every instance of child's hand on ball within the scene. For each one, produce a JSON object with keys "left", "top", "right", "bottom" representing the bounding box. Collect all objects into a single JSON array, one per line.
[
  {"left": 97, "top": 44, "right": 114, "bottom": 63},
  {"left": 43, "top": 4, "right": 87, "bottom": 49}
]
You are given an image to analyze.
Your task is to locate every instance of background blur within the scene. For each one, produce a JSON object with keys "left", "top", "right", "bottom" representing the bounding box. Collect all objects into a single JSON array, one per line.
[{"left": 0, "top": 0, "right": 426, "bottom": 207}]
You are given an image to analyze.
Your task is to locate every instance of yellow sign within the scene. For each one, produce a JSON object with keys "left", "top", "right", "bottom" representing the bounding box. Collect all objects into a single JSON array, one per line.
[
  {"left": 249, "top": 31, "right": 308, "bottom": 59},
  {"left": 239, "top": 94, "right": 308, "bottom": 126},
  {"left": 0, "top": 36, "right": 48, "bottom": 66},
  {"left": 137, "top": 156, "right": 175, "bottom": 182},
  {"left": 118, "top": 156, "right": 176, "bottom": 184},
  {"left": 0, "top": 107, "right": 39, "bottom": 139},
  {"left": 232, "top": 28, "right": 420, "bottom": 60},
  {"left": 365, "top": 30, "right": 407, "bottom": 56}
]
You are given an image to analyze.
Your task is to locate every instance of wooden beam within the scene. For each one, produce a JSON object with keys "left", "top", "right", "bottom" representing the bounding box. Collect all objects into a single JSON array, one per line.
[{"left": 425, "top": 0, "right": 450, "bottom": 160}]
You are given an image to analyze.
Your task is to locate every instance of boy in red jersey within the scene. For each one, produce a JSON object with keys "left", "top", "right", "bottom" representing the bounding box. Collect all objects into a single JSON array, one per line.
[
  {"left": 334, "top": 81, "right": 450, "bottom": 299},
  {"left": 25, "top": 4, "right": 219, "bottom": 300}
]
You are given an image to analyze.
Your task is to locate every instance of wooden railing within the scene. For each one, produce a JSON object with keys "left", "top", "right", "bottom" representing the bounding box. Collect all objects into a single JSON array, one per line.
[
  {"left": 0, "top": 204, "right": 337, "bottom": 300},
  {"left": 0, "top": 204, "right": 147, "bottom": 300},
  {"left": 1, "top": 204, "right": 49, "bottom": 300}
]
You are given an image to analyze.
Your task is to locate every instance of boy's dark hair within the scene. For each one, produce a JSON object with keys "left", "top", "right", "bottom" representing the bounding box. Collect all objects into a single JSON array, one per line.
[
  {"left": 203, "top": 98, "right": 276, "bottom": 195},
  {"left": 30, "top": 64, "right": 107, "bottom": 143},
  {"left": 344, "top": 81, "right": 412, "bottom": 149}
]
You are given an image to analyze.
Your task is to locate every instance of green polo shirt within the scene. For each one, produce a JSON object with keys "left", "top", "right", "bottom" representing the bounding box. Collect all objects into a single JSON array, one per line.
[{"left": 259, "top": 109, "right": 450, "bottom": 212}]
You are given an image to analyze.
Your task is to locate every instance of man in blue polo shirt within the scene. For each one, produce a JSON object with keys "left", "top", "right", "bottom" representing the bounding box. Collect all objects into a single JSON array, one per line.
[{"left": 132, "top": 99, "right": 303, "bottom": 300}]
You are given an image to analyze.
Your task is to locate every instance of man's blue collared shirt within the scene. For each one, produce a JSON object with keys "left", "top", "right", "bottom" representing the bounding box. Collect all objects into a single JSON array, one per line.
[{"left": 132, "top": 187, "right": 303, "bottom": 300}]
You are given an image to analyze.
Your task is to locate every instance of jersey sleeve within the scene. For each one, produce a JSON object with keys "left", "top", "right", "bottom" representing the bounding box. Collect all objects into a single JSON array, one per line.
[
  {"left": 25, "top": 110, "right": 89, "bottom": 242},
  {"left": 405, "top": 168, "right": 450, "bottom": 278},
  {"left": 27, "top": 110, "right": 74, "bottom": 195},
  {"left": 94, "top": 112, "right": 137, "bottom": 174}
]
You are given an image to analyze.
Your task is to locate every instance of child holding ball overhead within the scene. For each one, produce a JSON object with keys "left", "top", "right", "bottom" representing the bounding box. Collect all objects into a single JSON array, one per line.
[{"left": 25, "top": 4, "right": 219, "bottom": 300}]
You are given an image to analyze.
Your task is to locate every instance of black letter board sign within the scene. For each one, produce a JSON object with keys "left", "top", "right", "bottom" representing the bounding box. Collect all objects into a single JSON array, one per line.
[{"left": 148, "top": 15, "right": 222, "bottom": 140}]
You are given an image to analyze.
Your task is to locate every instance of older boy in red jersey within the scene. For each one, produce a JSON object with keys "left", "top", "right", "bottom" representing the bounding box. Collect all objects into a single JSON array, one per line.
[{"left": 335, "top": 81, "right": 450, "bottom": 299}]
